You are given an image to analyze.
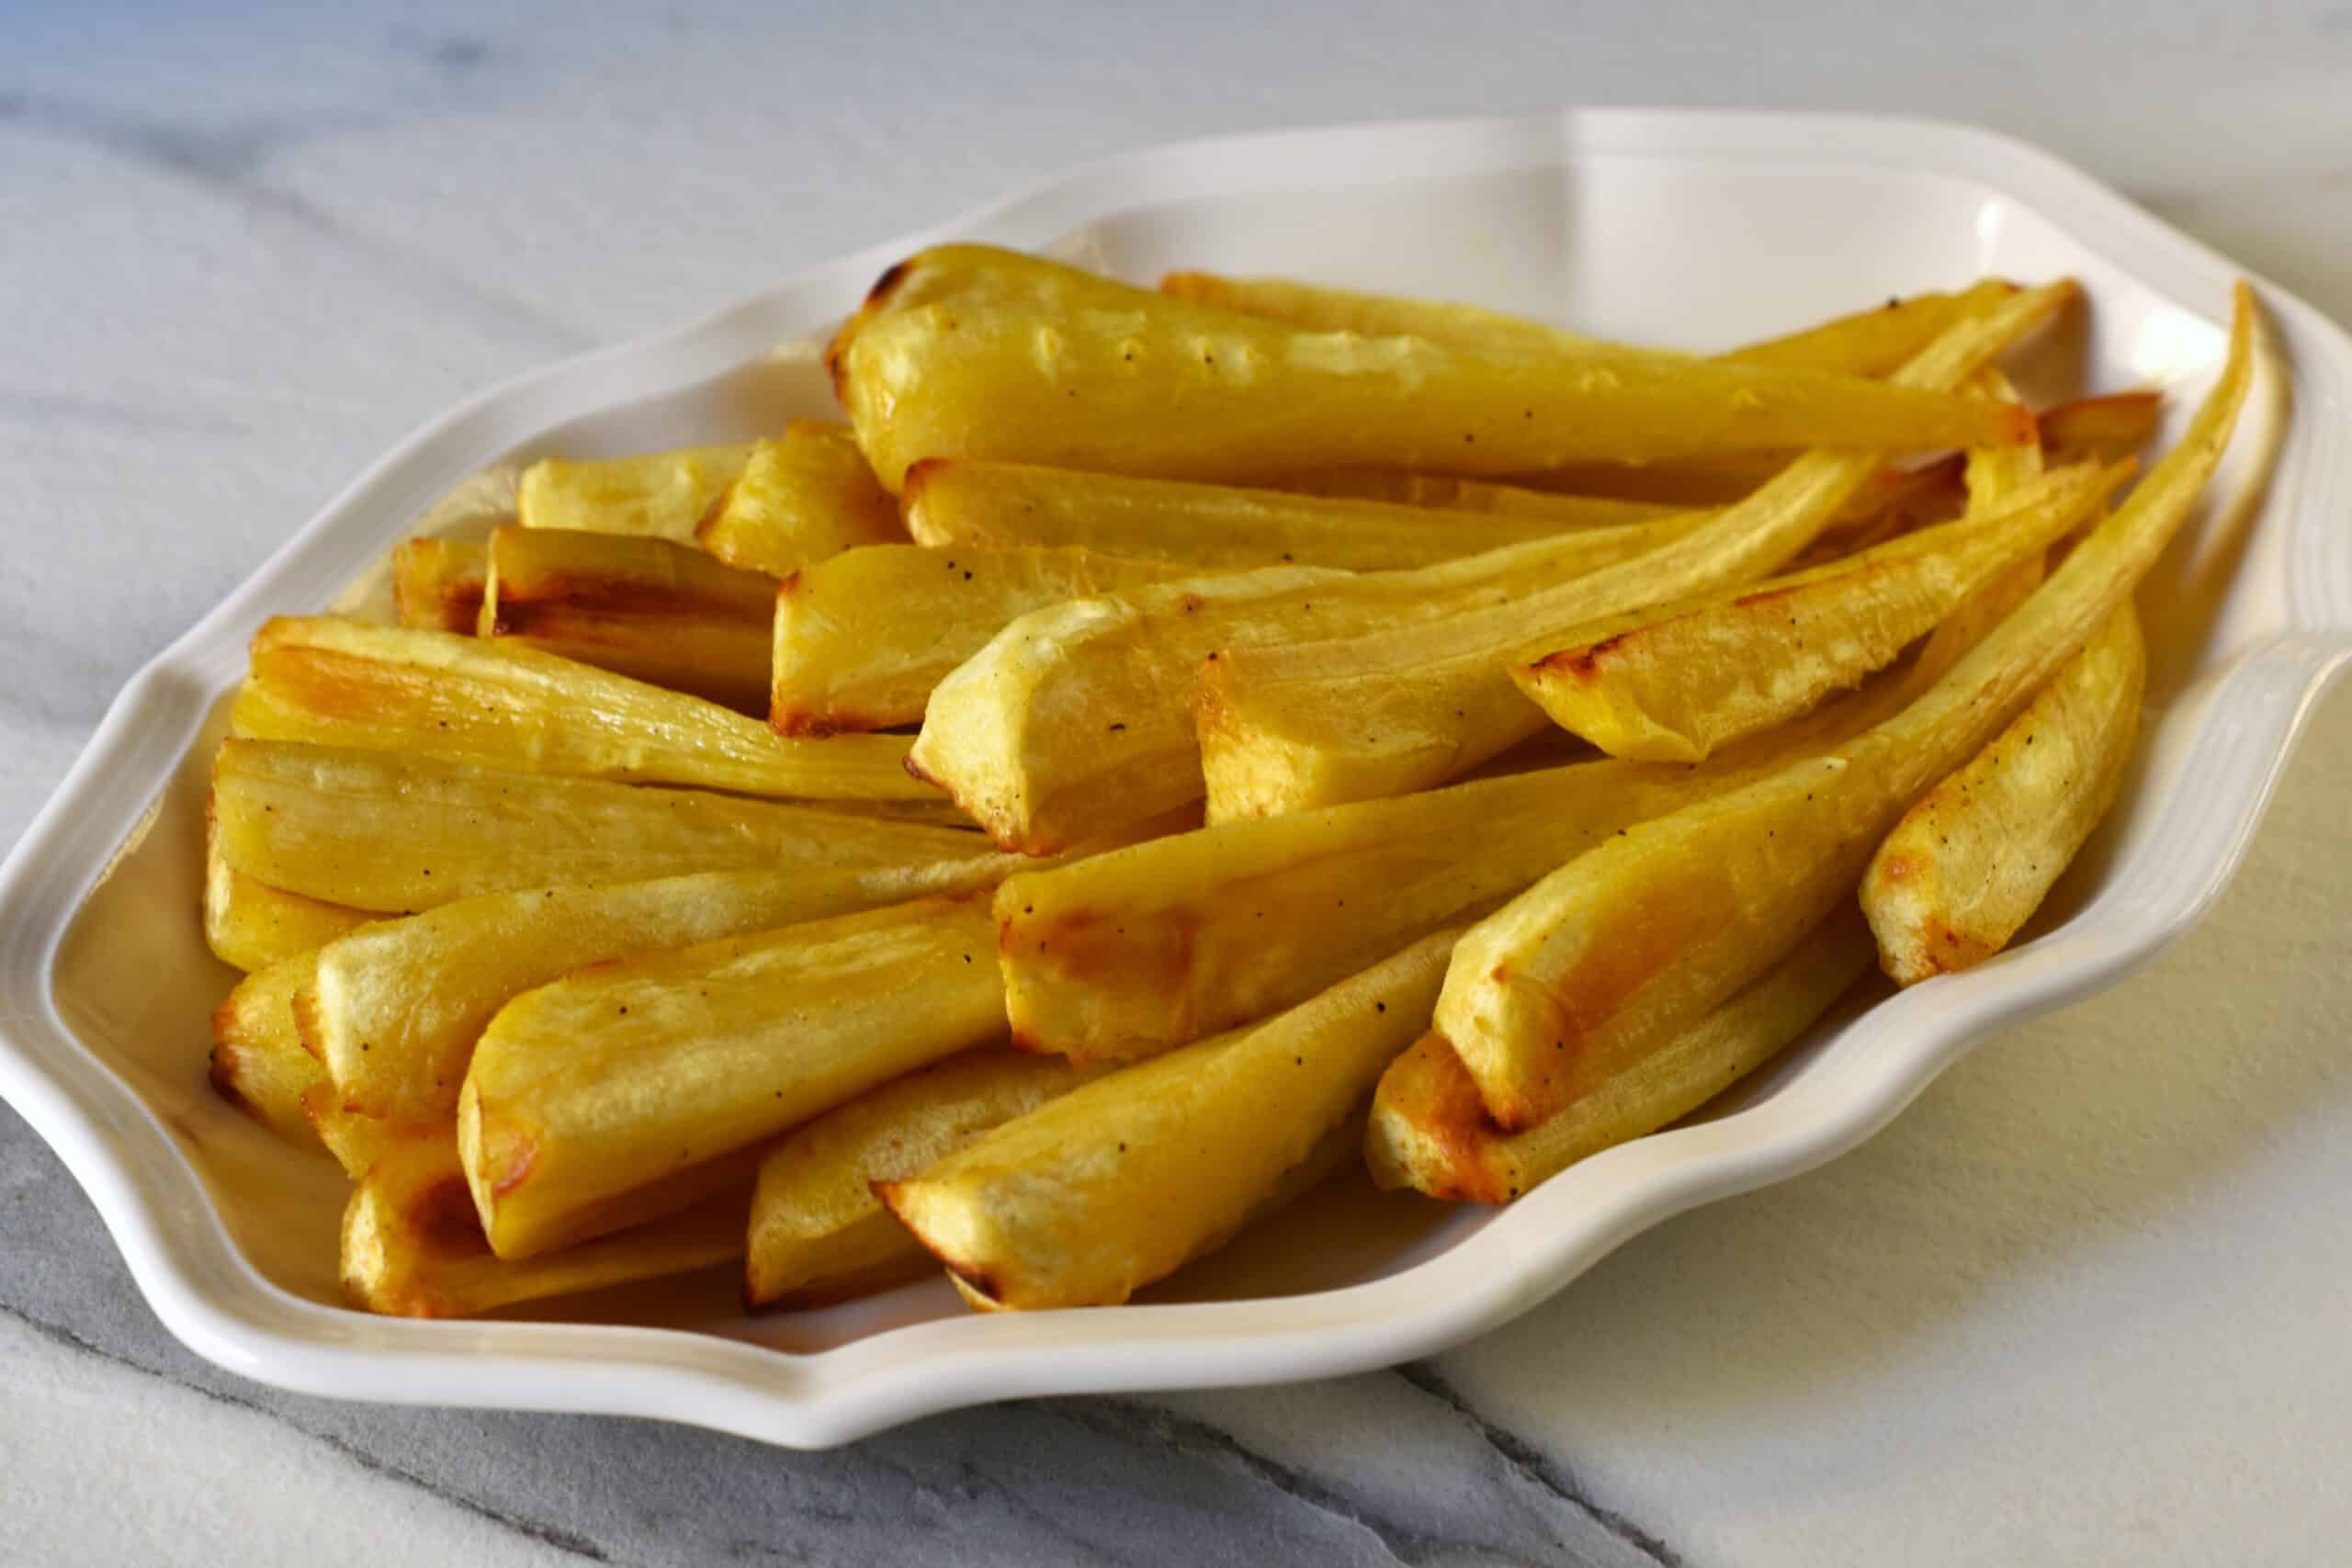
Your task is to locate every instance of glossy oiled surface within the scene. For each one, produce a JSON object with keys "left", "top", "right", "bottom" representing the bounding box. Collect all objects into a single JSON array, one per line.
[{"left": 6, "top": 2, "right": 2352, "bottom": 1562}]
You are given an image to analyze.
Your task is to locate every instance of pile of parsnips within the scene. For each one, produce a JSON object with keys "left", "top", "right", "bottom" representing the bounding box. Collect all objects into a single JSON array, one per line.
[{"left": 203, "top": 245, "right": 2251, "bottom": 1317}]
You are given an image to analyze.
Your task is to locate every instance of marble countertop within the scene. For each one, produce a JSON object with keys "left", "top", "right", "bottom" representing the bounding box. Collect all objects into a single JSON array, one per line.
[{"left": 6, "top": 3, "right": 2351, "bottom": 1562}]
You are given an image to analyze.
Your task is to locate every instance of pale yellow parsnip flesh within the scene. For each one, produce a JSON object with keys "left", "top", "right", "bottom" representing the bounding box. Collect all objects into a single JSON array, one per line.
[
  {"left": 230, "top": 615, "right": 933, "bottom": 805},
  {"left": 210, "top": 739, "right": 987, "bottom": 913},
  {"left": 744, "top": 1052, "right": 1092, "bottom": 1308},
  {"left": 879, "top": 931, "right": 1454, "bottom": 1310},
  {"left": 301, "top": 856, "right": 1023, "bottom": 1122},
  {"left": 902, "top": 457, "right": 1702, "bottom": 570},
  {"left": 460, "top": 893, "right": 1007, "bottom": 1259},
  {"left": 1863, "top": 604, "right": 2145, "bottom": 985},
  {"left": 1157, "top": 272, "right": 2014, "bottom": 378},
  {"left": 517, "top": 444, "right": 753, "bottom": 543}
]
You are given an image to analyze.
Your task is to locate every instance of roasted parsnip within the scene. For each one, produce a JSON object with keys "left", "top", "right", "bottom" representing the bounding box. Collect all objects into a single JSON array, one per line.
[
  {"left": 902, "top": 458, "right": 1702, "bottom": 571},
  {"left": 303, "top": 857, "right": 1022, "bottom": 1122},
  {"left": 878, "top": 932, "right": 1452, "bottom": 1310},
  {"left": 1509, "top": 461, "right": 2122, "bottom": 761},
  {"left": 210, "top": 739, "right": 988, "bottom": 913},
  {"left": 479, "top": 525, "right": 774, "bottom": 711},
  {"left": 231, "top": 615, "right": 934, "bottom": 806},
  {"left": 744, "top": 1052, "right": 1091, "bottom": 1308},
  {"left": 695, "top": 421, "right": 903, "bottom": 576},
  {"left": 1862, "top": 604, "right": 2146, "bottom": 984},
  {"left": 209, "top": 953, "right": 331, "bottom": 1143},
  {"left": 204, "top": 819, "right": 370, "bottom": 972},
  {"left": 460, "top": 893, "right": 1007, "bottom": 1258},
  {"left": 342, "top": 1134, "right": 744, "bottom": 1318},
  {"left": 830, "top": 246, "right": 2028, "bottom": 490}
]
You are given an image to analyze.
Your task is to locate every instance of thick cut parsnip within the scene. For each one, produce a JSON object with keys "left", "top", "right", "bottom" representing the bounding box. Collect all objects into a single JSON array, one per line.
[
  {"left": 1189, "top": 281, "right": 2077, "bottom": 820},
  {"left": 771, "top": 544, "right": 1185, "bottom": 735},
  {"left": 211, "top": 740, "right": 986, "bottom": 913},
  {"left": 878, "top": 932, "right": 1453, "bottom": 1310},
  {"left": 209, "top": 954, "right": 330, "bottom": 1143},
  {"left": 1863, "top": 605, "right": 2146, "bottom": 984},
  {"left": 1165, "top": 272, "right": 2013, "bottom": 379},
  {"left": 391, "top": 537, "right": 488, "bottom": 634},
  {"left": 1510, "top": 461, "right": 2120, "bottom": 761},
  {"left": 1366, "top": 911, "right": 1873, "bottom": 1202},
  {"left": 460, "top": 894, "right": 1006, "bottom": 1258},
  {"left": 343, "top": 1134, "right": 743, "bottom": 1318},
  {"left": 204, "top": 823, "right": 370, "bottom": 971},
  {"left": 516, "top": 443, "right": 753, "bottom": 542},
  {"left": 1438, "top": 286, "right": 2253, "bottom": 1127},
  {"left": 744, "top": 1052, "right": 1091, "bottom": 1308},
  {"left": 302, "top": 857, "right": 1021, "bottom": 1122},
  {"left": 829, "top": 246, "right": 2027, "bottom": 491},
  {"left": 231, "top": 615, "right": 933, "bottom": 805},
  {"left": 695, "top": 422, "right": 903, "bottom": 577},
  {"left": 479, "top": 525, "right": 774, "bottom": 712},
  {"left": 903, "top": 458, "right": 1705, "bottom": 571}
]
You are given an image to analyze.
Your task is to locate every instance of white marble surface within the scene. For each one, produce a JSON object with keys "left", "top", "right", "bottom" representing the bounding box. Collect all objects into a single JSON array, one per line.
[{"left": 6, "top": 2, "right": 2351, "bottom": 1562}]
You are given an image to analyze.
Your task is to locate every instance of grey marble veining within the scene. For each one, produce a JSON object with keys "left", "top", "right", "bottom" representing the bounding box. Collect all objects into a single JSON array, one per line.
[{"left": 6, "top": 3, "right": 2352, "bottom": 1563}]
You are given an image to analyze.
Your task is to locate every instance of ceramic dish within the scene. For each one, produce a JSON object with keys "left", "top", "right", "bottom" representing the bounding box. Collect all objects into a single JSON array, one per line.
[{"left": 2, "top": 109, "right": 2346, "bottom": 1448}]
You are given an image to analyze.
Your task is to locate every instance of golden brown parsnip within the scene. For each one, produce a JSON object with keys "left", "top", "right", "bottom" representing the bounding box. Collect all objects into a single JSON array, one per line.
[
  {"left": 902, "top": 458, "right": 1700, "bottom": 570},
  {"left": 829, "top": 246, "right": 2028, "bottom": 490},
  {"left": 302, "top": 857, "right": 1022, "bottom": 1122},
  {"left": 479, "top": 525, "right": 774, "bottom": 712},
  {"left": 459, "top": 893, "right": 1007, "bottom": 1258},
  {"left": 231, "top": 615, "right": 933, "bottom": 806},
  {"left": 342, "top": 1134, "right": 744, "bottom": 1318},
  {"left": 210, "top": 739, "right": 988, "bottom": 913},
  {"left": 878, "top": 932, "right": 1453, "bottom": 1310},
  {"left": 1862, "top": 604, "right": 2145, "bottom": 984},
  {"left": 743, "top": 1052, "right": 1092, "bottom": 1309}
]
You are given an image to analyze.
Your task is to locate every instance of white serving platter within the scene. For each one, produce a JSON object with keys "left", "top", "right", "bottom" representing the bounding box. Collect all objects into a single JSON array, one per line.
[{"left": 1, "top": 108, "right": 2346, "bottom": 1449}]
